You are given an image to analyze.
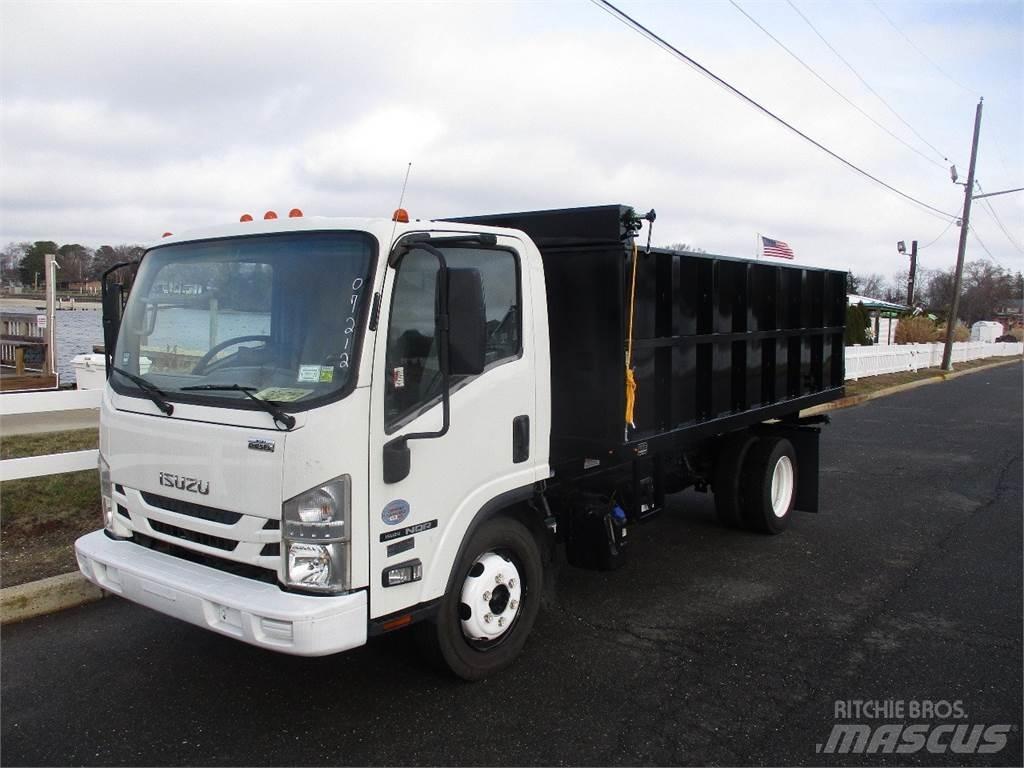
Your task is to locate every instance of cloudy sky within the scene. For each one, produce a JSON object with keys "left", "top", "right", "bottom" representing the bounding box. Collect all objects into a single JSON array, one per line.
[{"left": 1, "top": 0, "right": 1021, "bottom": 279}]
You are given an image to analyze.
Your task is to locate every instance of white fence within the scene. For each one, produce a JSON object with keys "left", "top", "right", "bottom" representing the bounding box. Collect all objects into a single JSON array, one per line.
[
  {"left": 845, "top": 341, "right": 1023, "bottom": 380},
  {"left": 0, "top": 389, "right": 102, "bottom": 481},
  {"left": 1, "top": 342, "right": 1021, "bottom": 481}
]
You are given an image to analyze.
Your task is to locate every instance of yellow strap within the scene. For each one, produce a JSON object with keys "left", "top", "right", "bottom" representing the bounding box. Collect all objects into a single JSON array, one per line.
[{"left": 625, "top": 241, "right": 639, "bottom": 428}]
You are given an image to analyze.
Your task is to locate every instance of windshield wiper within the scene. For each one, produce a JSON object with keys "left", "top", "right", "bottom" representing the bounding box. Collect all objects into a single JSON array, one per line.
[
  {"left": 111, "top": 366, "right": 174, "bottom": 415},
  {"left": 180, "top": 384, "right": 296, "bottom": 430}
]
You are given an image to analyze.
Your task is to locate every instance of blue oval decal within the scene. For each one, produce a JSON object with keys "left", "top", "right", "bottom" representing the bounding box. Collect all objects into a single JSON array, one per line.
[{"left": 382, "top": 499, "right": 411, "bottom": 526}]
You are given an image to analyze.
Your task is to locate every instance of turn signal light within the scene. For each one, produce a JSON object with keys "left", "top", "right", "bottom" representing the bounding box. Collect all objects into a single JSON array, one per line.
[
  {"left": 289, "top": 208, "right": 303, "bottom": 218},
  {"left": 264, "top": 210, "right": 278, "bottom": 220},
  {"left": 381, "top": 614, "right": 413, "bottom": 632},
  {"left": 240, "top": 213, "right": 253, "bottom": 222},
  {"left": 392, "top": 208, "right": 409, "bottom": 223}
]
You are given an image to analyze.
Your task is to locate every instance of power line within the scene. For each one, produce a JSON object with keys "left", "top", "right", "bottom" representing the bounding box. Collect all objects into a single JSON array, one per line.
[
  {"left": 787, "top": 0, "right": 958, "bottom": 167},
  {"left": 590, "top": 0, "right": 958, "bottom": 222},
  {"left": 917, "top": 218, "right": 957, "bottom": 250},
  {"left": 728, "top": 0, "right": 946, "bottom": 171},
  {"left": 968, "top": 224, "right": 995, "bottom": 261},
  {"left": 975, "top": 183, "right": 1024, "bottom": 254},
  {"left": 867, "top": 0, "right": 979, "bottom": 98}
]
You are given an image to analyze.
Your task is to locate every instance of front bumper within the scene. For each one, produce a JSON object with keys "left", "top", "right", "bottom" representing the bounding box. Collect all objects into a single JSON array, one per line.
[{"left": 75, "top": 530, "right": 367, "bottom": 656}]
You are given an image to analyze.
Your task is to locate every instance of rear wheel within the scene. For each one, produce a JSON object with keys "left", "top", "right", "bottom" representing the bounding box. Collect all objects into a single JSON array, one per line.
[
  {"left": 713, "top": 432, "right": 759, "bottom": 528},
  {"left": 417, "top": 516, "right": 542, "bottom": 680},
  {"left": 742, "top": 437, "right": 797, "bottom": 534}
]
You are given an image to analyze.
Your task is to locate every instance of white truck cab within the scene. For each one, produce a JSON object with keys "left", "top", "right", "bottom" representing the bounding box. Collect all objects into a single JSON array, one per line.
[{"left": 77, "top": 213, "right": 553, "bottom": 678}]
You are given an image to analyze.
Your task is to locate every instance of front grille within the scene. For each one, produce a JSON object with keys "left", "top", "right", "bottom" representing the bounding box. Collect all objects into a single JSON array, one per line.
[
  {"left": 141, "top": 492, "right": 243, "bottom": 525},
  {"left": 132, "top": 533, "right": 277, "bottom": 584},
  {"left": 116, "top": 504, "right": 130, "bottom": 519},
  {"left": 149, "top": 520, "right": 237, "bottom": 551},
  {"left": 260, "top": 543, "right": 281, "bottom": 557}
]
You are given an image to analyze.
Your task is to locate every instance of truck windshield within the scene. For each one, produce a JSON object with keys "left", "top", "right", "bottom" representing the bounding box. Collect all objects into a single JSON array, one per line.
[{"left": 111, "top": 231, "right": 376, "bottom": 411}]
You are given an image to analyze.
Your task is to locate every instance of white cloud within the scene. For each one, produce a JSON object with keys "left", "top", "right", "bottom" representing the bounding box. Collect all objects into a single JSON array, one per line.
[{"left": 0, "top": 0, "right": 1020, "bottom": 275}]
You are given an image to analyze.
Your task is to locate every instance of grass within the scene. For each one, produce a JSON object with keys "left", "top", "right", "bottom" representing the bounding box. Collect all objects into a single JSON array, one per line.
[
  {"left": 1, "top": 428, "right": 101, "bottom": 588},
  {"left": 1, "top": 428, "right": 99, "bottom": 459},
  {"left": 844, "top": 356, "right": 1022, "bottom": 398}
]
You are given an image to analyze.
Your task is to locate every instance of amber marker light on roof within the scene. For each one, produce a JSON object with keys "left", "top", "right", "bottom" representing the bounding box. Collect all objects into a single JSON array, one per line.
[
  {"left": 240, "top": 214, "right": 253, "bottom": 222},
  {"left": 392, "top": 208, "right": 409, "bottom": 223},
  {"left": 162, "top": 232, "right": 173, "bottom": 238},
  {"left": 264, "top": 211, "right": 278, "bottom": 220},
  {"left": 289, "top": 208, "right": 303, "bottom": 218}
]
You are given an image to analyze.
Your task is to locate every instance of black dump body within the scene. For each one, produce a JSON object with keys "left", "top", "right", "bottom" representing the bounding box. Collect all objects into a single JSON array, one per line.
[{"left": 446, "top": 205, "right": 846, "bottom": 468}]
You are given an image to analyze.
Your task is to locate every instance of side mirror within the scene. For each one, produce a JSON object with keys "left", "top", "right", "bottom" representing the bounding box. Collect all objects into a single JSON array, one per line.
[
  {"left": 446, "top": 267, "right": 486, "bottom": 376},
  {"left": 102, "top": 283, "right": 123, "bottom": 374},
  {"left": 101, "top": 260, "right": 139, "bottom": 376},
  {"left": 383, "top": 437, "right": 411, "bottom": 484}
]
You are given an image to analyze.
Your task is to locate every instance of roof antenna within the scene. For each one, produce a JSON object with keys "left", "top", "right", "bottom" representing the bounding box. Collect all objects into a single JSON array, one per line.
[{"left": 388, "top": 162, "right": 413, "bottom": 250}]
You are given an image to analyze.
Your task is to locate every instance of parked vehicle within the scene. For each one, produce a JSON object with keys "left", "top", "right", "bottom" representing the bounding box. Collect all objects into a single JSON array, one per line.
[{"left": 76, "top": 204, "right": 846, "bottom": 679}]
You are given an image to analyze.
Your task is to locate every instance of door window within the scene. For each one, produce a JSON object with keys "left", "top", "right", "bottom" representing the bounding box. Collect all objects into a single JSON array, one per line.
[{"left": 384, "top": 244, "right": 520, "bottom": 430}]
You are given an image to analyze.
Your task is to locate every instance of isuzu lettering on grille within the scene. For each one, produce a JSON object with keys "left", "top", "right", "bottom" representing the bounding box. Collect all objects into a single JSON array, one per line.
[{"left": 158, "top": 472, "right": 210, "bottom": 496}]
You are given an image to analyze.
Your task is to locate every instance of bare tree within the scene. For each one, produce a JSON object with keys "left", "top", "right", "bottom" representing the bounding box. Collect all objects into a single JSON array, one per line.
[
  {"left": 664, "top": 242, "right": 707, "bottom": 254},
  {"left": 858, "top": 273, "right": 886, "bottom": 297}
]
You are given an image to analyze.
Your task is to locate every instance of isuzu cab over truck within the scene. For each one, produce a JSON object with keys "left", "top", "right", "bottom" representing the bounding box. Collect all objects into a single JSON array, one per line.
[{"left": 76, "top": 205, "right": 846, "bottom": 679}]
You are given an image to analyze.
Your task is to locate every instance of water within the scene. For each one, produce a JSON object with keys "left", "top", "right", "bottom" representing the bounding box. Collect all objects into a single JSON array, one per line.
[
  {"left": 4, "top": 306, "right": 269, "bottom": 385},
  {"left": 4, "top": 306, "right": 103, "bottom": 384}
]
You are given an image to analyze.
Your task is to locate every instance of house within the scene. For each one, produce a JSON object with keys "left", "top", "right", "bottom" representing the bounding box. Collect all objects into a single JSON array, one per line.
[{"left": 848, "top": 293, "right": 908, "bottom": 345}]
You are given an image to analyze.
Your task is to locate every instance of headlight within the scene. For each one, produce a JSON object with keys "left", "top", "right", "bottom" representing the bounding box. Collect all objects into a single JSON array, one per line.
[
  {"left": 282, "top": 475, "right": 351, "bottom": 593},
  {"left": 99, "top": 454, "right": 114, "bottom": 532}
]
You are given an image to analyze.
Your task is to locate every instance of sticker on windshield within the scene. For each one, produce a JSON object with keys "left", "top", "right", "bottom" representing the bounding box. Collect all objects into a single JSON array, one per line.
[
  {"left": 255, "top": 387, "right": 313, "bottom": 402},
  {"left": 318, "top": 366, "right": 334, "bottom": 383},
  {"left": 297, "top": 365, "right": 320, "bottom": 383}
]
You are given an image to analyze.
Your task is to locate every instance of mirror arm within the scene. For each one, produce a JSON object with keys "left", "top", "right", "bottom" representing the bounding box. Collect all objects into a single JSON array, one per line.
[
  {"left": 382, "top": 242, "right": 456, "bottom": 484},
  {"left": 395, "top": 242, "right": 451, "bottom": 444},
  {"left": 101, "top": 260, "right": 140, "bottom": 377}
]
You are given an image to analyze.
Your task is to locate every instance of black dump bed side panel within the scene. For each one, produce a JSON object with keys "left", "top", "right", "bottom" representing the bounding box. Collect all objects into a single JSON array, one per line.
[{"left": 445, "top": 206, "right": 846, "bottom": 466}]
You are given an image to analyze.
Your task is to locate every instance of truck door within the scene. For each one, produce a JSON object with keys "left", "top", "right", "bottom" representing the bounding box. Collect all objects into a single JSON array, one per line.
[{"left": 367, "top": 235, "right": 540, "bottom": 620}]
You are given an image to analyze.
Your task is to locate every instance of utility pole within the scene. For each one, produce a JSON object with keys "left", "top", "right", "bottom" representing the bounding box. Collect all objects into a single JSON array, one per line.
[
  {"left": 941, "top": 97, "right": 983, "bottom": 372},
  {"left": 44, "top": 253, "right": 57, "bottom": 381},
  {"left": 906, "top": 240, "right": 918, "bottom": 306}
]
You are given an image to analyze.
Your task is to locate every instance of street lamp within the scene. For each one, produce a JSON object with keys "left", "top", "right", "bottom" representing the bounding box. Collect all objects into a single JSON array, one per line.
[{"left": 896, "top": 240, "right": 917, "bottom": 305}]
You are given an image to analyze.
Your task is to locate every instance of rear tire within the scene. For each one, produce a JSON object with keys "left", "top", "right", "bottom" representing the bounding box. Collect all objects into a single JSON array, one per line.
[
  {"left": 713, "top": 432, "right": 759, "bottom": 528},
  {"left": 742, "top": 437, "right": 797, "bottom": 534},
  {"left": 416, "top": 516, "right": 542, "bottom": 681}
]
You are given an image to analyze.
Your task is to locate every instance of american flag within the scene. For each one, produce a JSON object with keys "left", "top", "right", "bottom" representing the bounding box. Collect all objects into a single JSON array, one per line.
[{"left": 760, "top": 235, "right": 795, "bottom": 260}]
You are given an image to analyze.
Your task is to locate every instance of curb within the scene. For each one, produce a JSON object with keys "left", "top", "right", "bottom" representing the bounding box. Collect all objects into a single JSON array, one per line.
[
  {"left": 804, "top": 357, "right": 1021, "bottom": 416},
  {"left": 1, "top": 357, "right": 1019, "bottom": 624},
  {"left": 0, "top": 571, "right": 104, "bottom": 625}
]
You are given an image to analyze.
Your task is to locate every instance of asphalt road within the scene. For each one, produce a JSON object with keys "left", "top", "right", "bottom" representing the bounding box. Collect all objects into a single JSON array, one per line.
[{"left": 2, "top": 363, "right": 1021, "bottom": 766}]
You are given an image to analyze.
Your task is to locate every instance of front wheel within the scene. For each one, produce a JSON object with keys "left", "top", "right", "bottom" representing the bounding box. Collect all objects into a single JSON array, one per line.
[{"left": 417, "top": 516, "right": 542, "bottom": 680}]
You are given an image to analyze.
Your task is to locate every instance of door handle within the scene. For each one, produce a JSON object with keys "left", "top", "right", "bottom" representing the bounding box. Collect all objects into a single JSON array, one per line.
[{"left": 512, "top": 415, "right": 529, "bottom": 463}]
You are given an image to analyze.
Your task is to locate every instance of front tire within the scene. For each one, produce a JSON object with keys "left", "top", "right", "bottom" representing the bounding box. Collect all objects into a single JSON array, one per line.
[{"left": 417, "top": 516, "right": 542, "bottom": 680}]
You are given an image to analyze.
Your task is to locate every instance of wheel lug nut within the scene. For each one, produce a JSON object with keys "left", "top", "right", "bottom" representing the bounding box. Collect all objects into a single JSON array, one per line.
[
  {"left": 498, "top": 617, "right": 506, "bottom": 627},
  {"left": 508, "top": 578, "right": 516, "bottom": 589},
  {"left": 484, "top": 613, "right": 493, "bottom": 623},
  {"left": 483, "top": 590, "right": 491, "bottom": 601},
  {"left": 495, "top": 573, "right": 503, "bottom": 584},
  {"left": 509, "top": 599, "right": 518, "bottom": 610}
]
